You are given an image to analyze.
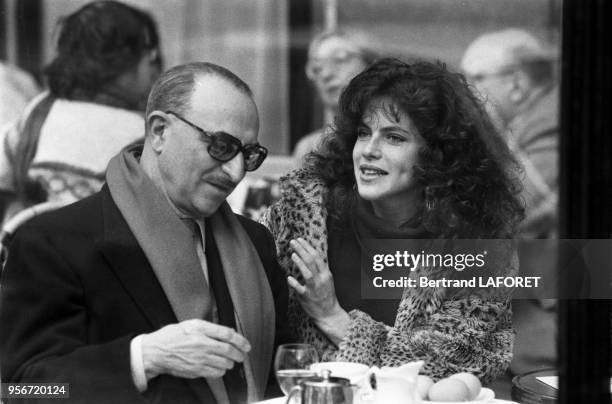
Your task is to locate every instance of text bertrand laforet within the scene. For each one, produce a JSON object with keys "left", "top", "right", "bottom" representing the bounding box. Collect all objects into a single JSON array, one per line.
[{"left": 371, "top": 250, "right": 541, "bottom": 289}]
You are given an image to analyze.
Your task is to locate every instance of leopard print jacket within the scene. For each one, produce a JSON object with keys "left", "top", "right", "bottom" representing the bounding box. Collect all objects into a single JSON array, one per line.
[{"left": 261, "top": 169, "right": 516, "bottom": 383}]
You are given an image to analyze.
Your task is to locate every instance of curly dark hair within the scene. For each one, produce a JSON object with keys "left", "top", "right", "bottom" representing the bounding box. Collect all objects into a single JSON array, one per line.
[
  {"left": 305, "top": 58, "right": 524, "bottom": 238},
  {"left": 44, "top": 1, "right": 160, "bottom": 100}
]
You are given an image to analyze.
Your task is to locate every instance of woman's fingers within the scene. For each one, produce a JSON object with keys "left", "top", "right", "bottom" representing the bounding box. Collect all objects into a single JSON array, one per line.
[
  {"left": 290, "top": 239, "right": 317, "bottom": 273},
  {"left": 299, "top": 238, "right": 327, "bottom": 273},
  {"left": 296, "top": 238, "right": 318, "bottom": 256},
  {"left": 287, "top": 276, "right": 307, "bottom": 295},
  {"left": 291, "top": 252, "right": 314, "bottom": 282},
  {"left": 291, "top": 238, "right": 325, "bottom": 273}
]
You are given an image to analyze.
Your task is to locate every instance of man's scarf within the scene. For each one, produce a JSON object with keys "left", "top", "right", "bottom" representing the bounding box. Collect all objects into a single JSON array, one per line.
[{"left": 106, "top": 146, "right": 275, "bottom": 403}]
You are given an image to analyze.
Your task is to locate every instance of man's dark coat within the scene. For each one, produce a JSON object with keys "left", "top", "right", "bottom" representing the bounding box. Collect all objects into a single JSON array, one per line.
[{"left": 0, "top": 185, "right": 288, "bottom": 403}]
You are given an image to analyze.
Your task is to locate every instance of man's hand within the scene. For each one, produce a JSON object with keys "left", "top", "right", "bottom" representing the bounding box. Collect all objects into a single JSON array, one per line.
[{"left": 141, "top": 319, "right": 251, "bottom": 380}]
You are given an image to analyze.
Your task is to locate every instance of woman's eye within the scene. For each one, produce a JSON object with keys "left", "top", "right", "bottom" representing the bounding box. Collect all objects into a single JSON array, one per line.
[
  {"left": 357, "top": 129, "right": 370, "bottom": 139},
  {"left": 386, "top": 133, "right": 406, "bottom": 143}
]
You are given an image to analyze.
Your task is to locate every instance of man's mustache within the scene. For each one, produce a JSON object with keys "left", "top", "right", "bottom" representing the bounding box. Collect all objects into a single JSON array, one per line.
[{"left": 205, "top": 176, "right": 238, "bottom": 192}]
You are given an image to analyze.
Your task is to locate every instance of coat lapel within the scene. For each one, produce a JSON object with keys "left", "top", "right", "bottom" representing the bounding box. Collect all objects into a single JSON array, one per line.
[
  {"left": 96, "top": 186, "right": 176, "bottom": 329},
  {"left": 96, "top": 186, "right": 220, "bottom": 404}
]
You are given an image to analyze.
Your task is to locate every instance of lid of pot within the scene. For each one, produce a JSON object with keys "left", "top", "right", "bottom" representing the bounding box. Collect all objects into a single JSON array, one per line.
[{"left": 302, "top": 369, "right": 351, "bottom": 388}]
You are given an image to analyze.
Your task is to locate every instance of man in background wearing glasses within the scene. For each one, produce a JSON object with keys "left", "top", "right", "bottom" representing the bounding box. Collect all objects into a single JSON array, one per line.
[
  {"left": 0, "top": 62, "right": 289, "bottom": 404},
  {"left": 460, "top": 29, "right": 559, "bottom": 399},
  {"left": 461, "top": 29, "right": 559, "bottom": 240}
]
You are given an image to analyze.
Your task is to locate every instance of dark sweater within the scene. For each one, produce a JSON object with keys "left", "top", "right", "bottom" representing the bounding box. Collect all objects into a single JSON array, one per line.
[{"left": 327, "top": 216, "right": 400, "bottom": 327}]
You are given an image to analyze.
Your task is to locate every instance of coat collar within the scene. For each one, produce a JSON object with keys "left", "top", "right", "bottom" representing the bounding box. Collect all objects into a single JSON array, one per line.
[{"left": 96, "top": 185, "right": 176, "bottom": 329}]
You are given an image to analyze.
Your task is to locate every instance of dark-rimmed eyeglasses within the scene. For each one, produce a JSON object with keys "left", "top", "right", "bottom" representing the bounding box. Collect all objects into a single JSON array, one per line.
[{"left": 166, "top": 111, "right": 268, "bottom": 172}]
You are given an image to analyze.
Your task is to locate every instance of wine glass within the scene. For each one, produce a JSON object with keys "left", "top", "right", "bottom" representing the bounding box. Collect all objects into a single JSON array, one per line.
[{"left": 274, "top": 343, "right": 319, "bottom": 395}]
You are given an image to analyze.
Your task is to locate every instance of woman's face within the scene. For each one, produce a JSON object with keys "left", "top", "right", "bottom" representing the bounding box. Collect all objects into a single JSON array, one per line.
[
  {"left": 307, "top": 36, "right": 368, "bottom": 109},
  {"left": 352, "top": 98, "right": 425, "bottom": 217}
]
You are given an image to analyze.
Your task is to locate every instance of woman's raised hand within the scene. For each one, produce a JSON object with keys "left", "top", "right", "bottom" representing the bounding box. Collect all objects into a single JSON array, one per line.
[{"left": 288, "top": 238, "right": 350, "bottom": 345}]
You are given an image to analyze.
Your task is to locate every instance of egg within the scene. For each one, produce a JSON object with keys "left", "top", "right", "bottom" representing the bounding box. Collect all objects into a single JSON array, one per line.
[
  {"left": 450, "top": 372, "right": 482, "bottom": 400},
  {"left": 416, "top": 375, "right": 434, "bottom": 399},
  {"left": 427, "top": 378, "right": 471, "bottom": 402}
]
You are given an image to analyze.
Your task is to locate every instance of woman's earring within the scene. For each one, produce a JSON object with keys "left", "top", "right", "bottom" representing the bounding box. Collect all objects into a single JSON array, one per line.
[
  {"left": 424, "top": 186, "right": 435, "bottom": 211},
  {"left": 426, "top": 198, "right": 435, "bottom": 211}
]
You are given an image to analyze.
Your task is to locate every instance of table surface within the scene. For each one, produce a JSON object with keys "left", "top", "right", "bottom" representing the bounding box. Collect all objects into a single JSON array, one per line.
[{"left": 253, "top": 397, "right": 519, "bottom": 404}]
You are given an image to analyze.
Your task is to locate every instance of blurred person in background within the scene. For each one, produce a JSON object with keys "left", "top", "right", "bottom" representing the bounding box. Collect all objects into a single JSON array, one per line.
[
  {"left": 0, "top": 63, "right": 41, "bottom": 128},
  {"left": 461, "top": 28, "right": 560, "bottom": 396},
  {"left": 0, "top": 63, "right": 41, "bottom": 215},
  {"left": 461, "top": 28, "right": 558, "bottom": 239},
  {"left": 292, "top": 29, "right": 378, "bottom": 165},
  {"left": 0, "top": 0, "right": 162, "bottom": 222},
  {"left": 263, "top": 58, "right": 524, "bottom": 383}
]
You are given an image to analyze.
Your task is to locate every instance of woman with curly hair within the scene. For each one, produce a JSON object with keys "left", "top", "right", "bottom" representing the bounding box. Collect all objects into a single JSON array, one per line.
[
  {"left": 0, "top": 1, "right": 162, "bottom": 221},
  {"left": 262, "top": 58, "right": 524, "bottom": 383}
]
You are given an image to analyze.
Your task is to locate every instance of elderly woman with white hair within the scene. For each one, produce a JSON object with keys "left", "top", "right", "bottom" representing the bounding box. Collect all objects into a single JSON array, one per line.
[{"left": 293, "top": 29, "right": 379, "bottom": 165}]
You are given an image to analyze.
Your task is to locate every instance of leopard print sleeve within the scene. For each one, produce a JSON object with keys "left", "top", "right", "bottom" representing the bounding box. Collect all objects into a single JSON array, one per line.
[
  {"left": 334, "top": 251, "right": 517, "bottom": 384},
  {"left": 260, "top": 171, "right": 338, "bottom": 358},
  {"left": 334, "top": 296, "right": 512, "bottom": 384}
]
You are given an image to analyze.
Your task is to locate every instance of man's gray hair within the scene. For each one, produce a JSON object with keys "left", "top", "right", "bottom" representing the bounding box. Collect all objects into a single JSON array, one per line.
[
  {"left": 145, "top": 62, "right": 253, "bottom": 127},
  {"left": 461, "top": 29, "right": 557, "bottom": 87}
]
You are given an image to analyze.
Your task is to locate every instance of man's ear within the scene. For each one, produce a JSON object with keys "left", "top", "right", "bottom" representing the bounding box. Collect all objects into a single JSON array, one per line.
[{"left": 147, "top": 111, "right": 168, "bottom": 153}]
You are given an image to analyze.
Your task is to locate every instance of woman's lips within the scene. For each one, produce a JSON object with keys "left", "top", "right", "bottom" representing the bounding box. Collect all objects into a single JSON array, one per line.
[{"left": 358, "top": 165, "right": 388, "bottom": 181}]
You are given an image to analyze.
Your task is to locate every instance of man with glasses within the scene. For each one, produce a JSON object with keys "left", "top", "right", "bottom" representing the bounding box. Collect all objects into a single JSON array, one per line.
[
  {"left": 0, "top": 62, "right": 289, "bottom": 403},
  {"left": 461, "top": 29, "right": 560, "bottom": 398},
  {"left": 461, "top": 28, "right": 559, "bottom": 239}
]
